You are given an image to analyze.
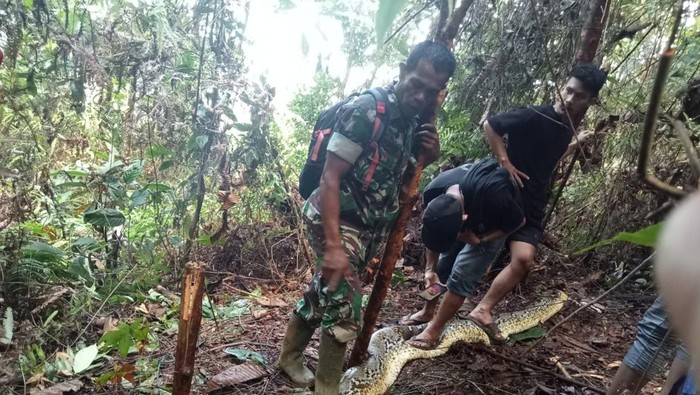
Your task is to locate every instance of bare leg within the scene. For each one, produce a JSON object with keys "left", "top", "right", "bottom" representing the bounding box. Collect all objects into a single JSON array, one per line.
[
  {"left": 469, "top": 241, "right": 536, "bottom": 326},
  {"left": 606, "top": 356, "right": 689, "bottom": 395},
  {"left": 660, "top": 356, "right": 691, "bottom": 395},
  {"left": 606, "top": 363, "right": 649, "bottom": 395},
  {"left": 404, "top": 298, "right": 440, "bottom": 323},
  {"left": 408, "top": 290, "right": 465, "bottom": 345}
]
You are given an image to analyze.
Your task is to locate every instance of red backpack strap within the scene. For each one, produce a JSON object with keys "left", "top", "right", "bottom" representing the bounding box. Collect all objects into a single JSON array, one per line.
[
  {"left": 310, "top": 128, "right": 332, "bottom": 161},
  {"left": 361, "top": 94, "right": 387, "bottom": 191}
]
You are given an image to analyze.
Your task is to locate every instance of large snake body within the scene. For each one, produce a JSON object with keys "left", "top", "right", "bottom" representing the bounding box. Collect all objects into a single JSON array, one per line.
[{"left": 339, "top": 291, "right": 568, "bottom": 395}]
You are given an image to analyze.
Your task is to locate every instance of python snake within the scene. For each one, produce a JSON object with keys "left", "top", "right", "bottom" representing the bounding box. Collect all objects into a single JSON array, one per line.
[{"left": 339, "top": 291, "right": 568, "bottom": 395}]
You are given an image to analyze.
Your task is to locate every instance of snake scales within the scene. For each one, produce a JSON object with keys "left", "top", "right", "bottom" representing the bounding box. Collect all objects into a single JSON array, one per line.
[{"left": 339, "top": 291, "right": 568, "bottom": 395}]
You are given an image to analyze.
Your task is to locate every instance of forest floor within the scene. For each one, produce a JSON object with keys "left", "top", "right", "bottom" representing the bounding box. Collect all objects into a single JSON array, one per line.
[
  {"left": 155, "top": 225, "right": 666, "bottom": 395},
  {"left": 1, "top": 224, "right": 668, "bottom": 395}
]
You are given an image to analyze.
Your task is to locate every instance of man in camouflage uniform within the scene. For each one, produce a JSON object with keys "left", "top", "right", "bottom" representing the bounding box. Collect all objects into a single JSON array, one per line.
[{"left": 279, "top": 40, "right": 456, "bottom": 394}]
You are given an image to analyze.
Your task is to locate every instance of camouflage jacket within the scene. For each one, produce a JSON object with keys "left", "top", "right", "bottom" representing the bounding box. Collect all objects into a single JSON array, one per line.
[{"left": 305, "top": 83, "right": 417, "bottom": 232}]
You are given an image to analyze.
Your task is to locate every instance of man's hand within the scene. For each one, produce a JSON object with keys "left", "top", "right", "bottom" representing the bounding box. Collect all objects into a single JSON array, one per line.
[
  {"left": 415, "top": 123, "right": 440, "bottom": 164},
  {"left": 457, "top": 229, "right": 481, "bottom": 245},
  {"left": 563, "top": 130, "right": 595, "bottom": 158},
  {"left": 322, "top": 246, "right": 351, "bottom": 292},
  {"left": 574, "top": 130, "right": 594, "bottom": 146},
  {"left": 424, "top": 269, "right": 439, "bottom": 289},
  {"left": 500, "top": 159, "right": 529, "bottom": 188}
]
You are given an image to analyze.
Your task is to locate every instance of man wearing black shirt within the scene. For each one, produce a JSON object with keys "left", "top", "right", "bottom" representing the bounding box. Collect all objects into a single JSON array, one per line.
[
  {"left": 465, "top": 63, "right": 607, "bottom": 341},
  {"left": 403, "top": 159, "right": 525, "bottom": 350}
]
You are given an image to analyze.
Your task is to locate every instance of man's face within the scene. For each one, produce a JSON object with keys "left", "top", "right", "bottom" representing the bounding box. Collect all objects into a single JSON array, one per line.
[
  {"left": 554, "top": 77, "right": 594, "bottom": 118},
  {"left": 396, "top": 59, "right": 450, "bottom": 118}
]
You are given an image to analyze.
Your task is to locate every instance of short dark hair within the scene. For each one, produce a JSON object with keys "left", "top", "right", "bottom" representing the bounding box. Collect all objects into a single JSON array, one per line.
[
  {"left": 405, "top": 40, "right": 457, "bottom": 77},
  {"left": 570, "top": 63, "right": 607, "bottom": 97}
]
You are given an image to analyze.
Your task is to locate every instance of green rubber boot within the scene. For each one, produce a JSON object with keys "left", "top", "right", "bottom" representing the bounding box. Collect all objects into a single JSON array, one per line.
[
  {"left": 314, "top": 330, "right": 348, "bottom": 395},
  {"left": 278, "top": 314, "right": 316, "bottom": 387}
]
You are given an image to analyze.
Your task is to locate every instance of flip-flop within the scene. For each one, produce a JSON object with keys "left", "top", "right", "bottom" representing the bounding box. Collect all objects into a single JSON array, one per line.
[
  {"left": 398, "top": 314, "right": 429, "bottom": 326},
  {"left": 466, "top": 315, "right": 508, "bottom": 344},
  {"left": 406, "top": 335, "right": 440, "bottom": 350},
  {"left": 455, "top": 301, "right": 477, "bottom": 319}
]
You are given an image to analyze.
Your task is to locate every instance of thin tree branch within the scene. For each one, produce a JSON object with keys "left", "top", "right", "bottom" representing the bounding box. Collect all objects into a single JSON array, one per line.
[
  {"left": 384, "top": 1, "right": 436, "bottom": 45},
  {"left": 523, "top": 254, "right": 654, "bottom": 354},
  {"left": 476, "top": 346, "right": 606, "bottom": 394}
]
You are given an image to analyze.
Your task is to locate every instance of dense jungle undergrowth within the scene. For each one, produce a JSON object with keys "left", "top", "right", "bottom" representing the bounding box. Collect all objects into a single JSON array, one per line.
[{"left": 1, "top": 0, "right": 700, "bottom": 394}]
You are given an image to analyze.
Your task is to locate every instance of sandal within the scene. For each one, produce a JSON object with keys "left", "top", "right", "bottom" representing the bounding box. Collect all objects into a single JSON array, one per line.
[
  {"left": 398, "top": 314, "right": 429, "bottom": 326},
  {"left": 455, "top": 301, "right": 477, "bottom": 319},
  {"left": 466, "top": 315, "right": 508, "bottom": 344},
  {"left": 406, "top": 335, "right": 440, "bottom": 350}
]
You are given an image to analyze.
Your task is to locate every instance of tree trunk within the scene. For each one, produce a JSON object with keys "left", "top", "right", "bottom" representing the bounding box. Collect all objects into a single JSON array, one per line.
[
  {"left": 173, "top": 262, "right": 205, "bottom": 395},
  {"left": 575, "top": 0, "right": 611, "bottom": 63},
  {"left": 543, "top": 0, "right": 611, "bottom": 229}
]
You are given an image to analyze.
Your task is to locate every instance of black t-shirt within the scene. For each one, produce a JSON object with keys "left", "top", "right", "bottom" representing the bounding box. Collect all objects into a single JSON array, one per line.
[
  {"left": 422, "top": 159, "right": 524, "bottom": 235},
  {"left": 487, "top": 105, "right": 572, "bottom": 227}
]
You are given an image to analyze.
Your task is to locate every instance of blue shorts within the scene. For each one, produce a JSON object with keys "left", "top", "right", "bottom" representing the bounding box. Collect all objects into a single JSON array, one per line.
[
  {"left": 623, "top": 296, "right": 691, "bottom": 374},
  {"left": 435, "top": 238, "right": 506, "bottom": 298},
  {"left": 682, "top": 371, "right": 696, "bottom": 395}
]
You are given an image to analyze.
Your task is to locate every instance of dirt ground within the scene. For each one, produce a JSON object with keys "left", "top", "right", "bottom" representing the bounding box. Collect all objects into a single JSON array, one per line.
[
  {"left": 0, "top": 224, "right": 671, "bottom": 395},
  {"left": 158, "top": 228, "right": 669, "bottom": 395}
]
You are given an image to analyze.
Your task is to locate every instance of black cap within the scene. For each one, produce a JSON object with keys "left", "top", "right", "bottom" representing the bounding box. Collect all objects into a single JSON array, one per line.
[{"left": 422, "top": 194, "right": 463, "bottom": 253}]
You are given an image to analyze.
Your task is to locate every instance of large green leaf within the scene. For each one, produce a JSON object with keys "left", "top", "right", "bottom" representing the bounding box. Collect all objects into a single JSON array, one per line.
[
  {"left": 145, "top": 144, "right": 174, "bottom": 159},
  {"left": 575, "top": 222, "right": 664, "bottom": 254},
  {"left": 144, "top": 183, "right": 172, "bottom": 193},
  {"left": 22, "top": 241, "right": 64, "bottom": 262},
  {"left": 83, "top": 208, "right": 126, "bottom": 228},
  {"left": 71, "top": 256, "right": 94, "bottom": 284},
  {"left": 99, "top": 324, "right": 131, "bottom": 357},
  {"left": 509, "top": 326, "right": 546, "bottom": 343},
  {"left": 130, "top": 188, "right": 150, "bottom": 208},
  {"left": 73, "top": 344, "right": 98, "bottom": 373},
  {"left": 375, "top": 0, "right": 410, "bottom": 45},
  {"left": 123, "top": 160, "right": 144, "bottom": 184},
  {"left": 71, "top": 237, "right": 100, "bottom": 253}
]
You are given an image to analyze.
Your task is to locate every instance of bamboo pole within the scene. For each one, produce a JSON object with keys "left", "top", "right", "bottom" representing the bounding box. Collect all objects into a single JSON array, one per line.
[{"left": 173, "top": 262, "right": 205, "bottom": 395}]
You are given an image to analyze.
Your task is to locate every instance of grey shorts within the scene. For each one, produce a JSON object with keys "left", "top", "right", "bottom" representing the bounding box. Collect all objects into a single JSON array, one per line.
[
  {"left": 623, "top": 296, "right": 691, "bottom": 374},
  {"left": 435, "top": 237, "right": 506, "bottom": 298}
]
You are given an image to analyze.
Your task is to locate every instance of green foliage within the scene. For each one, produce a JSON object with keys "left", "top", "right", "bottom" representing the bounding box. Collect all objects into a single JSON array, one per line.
[
  {"left": 83, "top": 209, "right": 126, "bottom": 228},
  {"left": 223, "top": 348, "right": 267, "bottom": 365},
  {"left": 99, "top": 318, "right": 149, "bottom": 358},
  {"left": 19, "top": 344, "right": 47, "bottom": 375},
  {"left": 390, "top": 269, "right": 409, "bottom": 286},
  {"left": 375, "top": 0, "right": 411, "bottom": 44},
  {"left": 509, "top": 326, "right": 546, "bottom": 343},
  {"left": 73, "top": 344, "right": 99, "bottom": 374},
  {"left": 202, "top": 298, "right": 251, "bottom": 320},
  {"left": 575, "top": 222, "right": 664, "bottom": 254}
]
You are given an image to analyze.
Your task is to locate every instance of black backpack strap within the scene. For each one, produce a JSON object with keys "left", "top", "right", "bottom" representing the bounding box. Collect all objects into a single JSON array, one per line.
[{"left": 360, "top": 88, "right": 391, "bottom": 190}]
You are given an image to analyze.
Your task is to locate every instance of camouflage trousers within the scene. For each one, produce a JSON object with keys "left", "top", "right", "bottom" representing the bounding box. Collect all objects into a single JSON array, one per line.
[{"left": 294, "top": 200, "right": 389, "bottom": 341}]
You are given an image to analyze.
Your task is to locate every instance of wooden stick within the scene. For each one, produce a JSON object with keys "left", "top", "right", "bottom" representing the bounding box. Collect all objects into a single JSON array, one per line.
[
  {"left": 524, "top": 254, "right": 654, "bottom": 354},
  {"left": 348, "top": 90, "right": 447, "bottom": 367},
  {"left": 173, "top": 262, "right": 205, "bottom": 395}
]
